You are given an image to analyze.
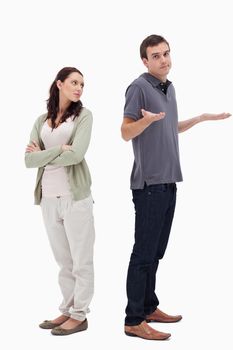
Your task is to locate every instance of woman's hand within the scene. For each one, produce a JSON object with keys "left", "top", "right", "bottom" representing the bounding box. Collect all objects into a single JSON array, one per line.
[
  {"left": 26, "top": 140, "right": 41, "bottom": 153},
  {"left": 62, "top": 145, "right": 72, "bottom": 151}
]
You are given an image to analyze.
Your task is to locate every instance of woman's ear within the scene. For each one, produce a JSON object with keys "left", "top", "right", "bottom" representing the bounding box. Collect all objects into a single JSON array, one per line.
[{"left": 56, "top": 80, "right": 62, "bottom": 90}]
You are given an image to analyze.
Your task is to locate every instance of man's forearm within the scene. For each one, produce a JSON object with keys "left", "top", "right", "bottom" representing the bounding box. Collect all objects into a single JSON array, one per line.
[
  {"left": 121, "top": 118, "right": 150, "bottom": 141},
  {"left": 121, "top": 110, "right": 165, "bottom": 141},
  {"left": 178, "top": 116, "right": 201, "bottom": 133},
  {"left": 178, "top": 112, "right": 231, "bottom": 133}
]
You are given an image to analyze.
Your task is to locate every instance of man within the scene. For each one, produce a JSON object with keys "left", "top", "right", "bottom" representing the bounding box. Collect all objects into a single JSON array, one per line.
[{"left": 121, "top": 34, "right": 231, "bottom": 341}]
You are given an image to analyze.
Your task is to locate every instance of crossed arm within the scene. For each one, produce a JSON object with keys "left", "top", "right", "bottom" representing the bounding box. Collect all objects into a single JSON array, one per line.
[
  {"left": 25, "top": 142, "right": 70, "bottom": 168},
  {"left": 121, "top": 109, "right": 231, "bottom": 141},
  {"left": 25, "top": 115, "right": 92, "bottom": 168}
]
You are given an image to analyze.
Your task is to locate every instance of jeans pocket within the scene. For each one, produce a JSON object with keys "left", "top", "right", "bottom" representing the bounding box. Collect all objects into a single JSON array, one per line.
[{"left": 147, "top": 184, "right": 168, "bottom": 194}]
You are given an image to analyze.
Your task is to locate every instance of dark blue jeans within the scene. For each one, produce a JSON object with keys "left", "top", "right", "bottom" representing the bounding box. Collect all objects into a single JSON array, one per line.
[{"left": 125, "top": 183, "right": 177, "bottom": 326}]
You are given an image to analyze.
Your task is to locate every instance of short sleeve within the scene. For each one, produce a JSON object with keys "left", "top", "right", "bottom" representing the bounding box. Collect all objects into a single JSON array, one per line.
[{"left": 123, "top": 84, "right": 145, "bottom": 121}]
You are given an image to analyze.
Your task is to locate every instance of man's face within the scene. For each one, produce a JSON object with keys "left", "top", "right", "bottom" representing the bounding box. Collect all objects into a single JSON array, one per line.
[{"left": 142, "top": 42, "right": 171, "bottom": 81}]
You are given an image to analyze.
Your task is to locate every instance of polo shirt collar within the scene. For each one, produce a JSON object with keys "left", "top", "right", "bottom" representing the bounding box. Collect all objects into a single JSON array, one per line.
[{"left": 142, "top": 72, "right": 171, "bottom": 89}]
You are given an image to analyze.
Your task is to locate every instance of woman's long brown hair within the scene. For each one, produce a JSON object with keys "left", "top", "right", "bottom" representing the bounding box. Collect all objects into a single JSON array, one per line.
[{"left": 46, "top": 67, "right": 83, "bottom": 129}]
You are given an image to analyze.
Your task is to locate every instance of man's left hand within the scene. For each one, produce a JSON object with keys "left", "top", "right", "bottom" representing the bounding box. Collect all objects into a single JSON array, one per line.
[{"left": 201, "top": 112, "right": 231, "bottom": 121}]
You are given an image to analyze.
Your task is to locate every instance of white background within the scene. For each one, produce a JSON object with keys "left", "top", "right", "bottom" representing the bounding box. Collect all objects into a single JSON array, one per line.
[{"left": 1, "top": 0, "right": 232, "bottom": 349}]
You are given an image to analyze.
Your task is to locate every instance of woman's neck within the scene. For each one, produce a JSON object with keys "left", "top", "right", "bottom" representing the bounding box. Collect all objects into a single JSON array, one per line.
[{"left": 58, "top": 95, "right": 71, "bottom": 117}]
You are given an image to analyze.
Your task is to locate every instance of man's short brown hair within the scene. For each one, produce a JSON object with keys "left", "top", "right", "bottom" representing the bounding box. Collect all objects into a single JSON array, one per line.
[{"left": 140, "top": 34, "right": 170, "bottom": 59}]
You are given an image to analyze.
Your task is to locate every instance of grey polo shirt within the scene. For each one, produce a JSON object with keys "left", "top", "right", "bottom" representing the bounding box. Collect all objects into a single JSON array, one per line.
[{"left": 124, "top": 72, "right": 183, "bottom": 189}]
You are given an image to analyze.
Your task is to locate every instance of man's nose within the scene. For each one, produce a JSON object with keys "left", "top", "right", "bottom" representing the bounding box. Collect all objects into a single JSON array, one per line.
[{"left": 160, "top": 55, "right": 166, "bottom": 63}]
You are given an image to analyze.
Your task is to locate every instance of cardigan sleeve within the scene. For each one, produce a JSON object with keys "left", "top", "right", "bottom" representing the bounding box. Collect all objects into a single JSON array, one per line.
[
  {"left": 48, "top": 112, "right": 93, "bottom": 167},
  {"left": 25, "top": 117, "right": 63, "bottom": 168}
]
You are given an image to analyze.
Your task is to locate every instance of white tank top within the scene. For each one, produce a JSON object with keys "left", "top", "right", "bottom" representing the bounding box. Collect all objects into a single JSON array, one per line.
[{"left": 41, "top": 117, "right": 74, "bottom": 197}]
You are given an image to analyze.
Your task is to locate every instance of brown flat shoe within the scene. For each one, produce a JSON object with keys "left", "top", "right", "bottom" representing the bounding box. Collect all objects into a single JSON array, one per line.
[
  {"left": 125, "top": 321, "right": 171, "bottom": 340},
  {"left": 39, "top": 315, "right": 69, "bottom": 329},
  {"left": 146, "top": 308, "right": 182, "bottom": 323},
  {"left": 39, "top": 320, "right": 66, "bottom": 329},
  {"left": 51, "top": 319, "right": 88, "bottom": 336}
]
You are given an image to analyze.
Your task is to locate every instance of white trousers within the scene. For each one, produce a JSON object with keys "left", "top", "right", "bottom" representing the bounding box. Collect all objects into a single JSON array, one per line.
[{"left": 40, "top": 195, "right": 95, "bottom": 321}]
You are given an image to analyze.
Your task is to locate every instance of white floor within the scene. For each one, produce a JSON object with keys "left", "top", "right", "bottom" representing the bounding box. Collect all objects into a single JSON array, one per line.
[{"left": 2, "top": 193, "right": 233, "bottom": 350}]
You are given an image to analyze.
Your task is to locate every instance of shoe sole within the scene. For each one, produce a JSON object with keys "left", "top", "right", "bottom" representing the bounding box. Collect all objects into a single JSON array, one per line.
[
  {"left": 51, "top": 327, "right": 87, "bottom": 336},
  {"left": 125, "top": 331, "right": 170, "bottom": 340},
  {"left": 146, "top": 318, "right": 182, "bottom": 323}
]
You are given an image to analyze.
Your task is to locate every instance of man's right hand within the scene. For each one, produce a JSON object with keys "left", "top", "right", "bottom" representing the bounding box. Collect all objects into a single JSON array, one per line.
[
  {"left": 141, "top": 109, "right": 165, "bottom": 125},
  {"left": 121, "top": 110, "right": 165, "bottom": 141}
]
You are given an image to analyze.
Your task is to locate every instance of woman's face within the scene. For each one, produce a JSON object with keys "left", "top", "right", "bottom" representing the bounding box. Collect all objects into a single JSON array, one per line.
[{"left": 57, "top": 72, "right": 84, "bottom": 103}]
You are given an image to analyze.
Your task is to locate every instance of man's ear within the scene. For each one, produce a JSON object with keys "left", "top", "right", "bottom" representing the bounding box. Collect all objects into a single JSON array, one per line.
[
  {"left": 142, "top": 58, "right": 148, "bottom": 68},
  {"left": 56, "top": 80, "right": 62, "bottom": 90}
]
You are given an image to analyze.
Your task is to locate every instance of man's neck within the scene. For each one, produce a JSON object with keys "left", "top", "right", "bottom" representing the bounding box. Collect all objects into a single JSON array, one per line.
[{"left": 148, "top": 71, "right": 167, "bottom": 82}]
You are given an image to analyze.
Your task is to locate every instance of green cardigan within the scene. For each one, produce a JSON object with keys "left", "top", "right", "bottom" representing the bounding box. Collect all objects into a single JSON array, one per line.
[{"left": 25, "top": 107, "right": 93, "bottom": 205}]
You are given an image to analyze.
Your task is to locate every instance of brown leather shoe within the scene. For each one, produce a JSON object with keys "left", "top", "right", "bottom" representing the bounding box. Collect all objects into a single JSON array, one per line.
[
  {"left": 125, "top": 321, "right": 171, "bottom": 340},
  {"left": 51, "top": 319, "right": 88, "bottom": 336},
  {"left": 146, "top": 308, "right": 182, "bottom": 323}
]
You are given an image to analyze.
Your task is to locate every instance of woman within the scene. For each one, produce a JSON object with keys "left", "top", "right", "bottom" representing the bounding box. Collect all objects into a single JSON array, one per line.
[{"left": 25, "top": 67, "right": 95, "bottom": 336}]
